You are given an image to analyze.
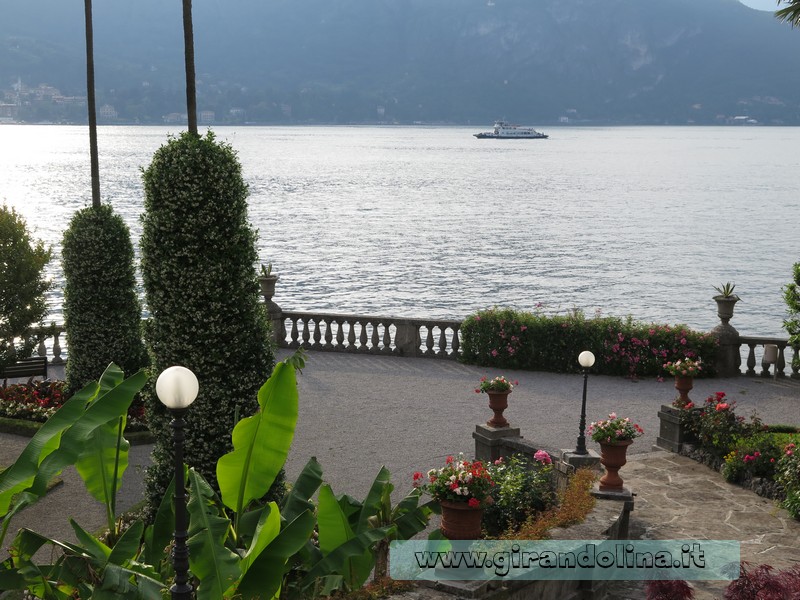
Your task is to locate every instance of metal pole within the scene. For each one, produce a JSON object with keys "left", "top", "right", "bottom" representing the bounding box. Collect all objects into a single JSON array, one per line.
[
  {"left": 171, "top": 410, "right": 193, "bottom": 599},
  {"left": 575, "top": 369, "right": 589, "bottom": 455}
]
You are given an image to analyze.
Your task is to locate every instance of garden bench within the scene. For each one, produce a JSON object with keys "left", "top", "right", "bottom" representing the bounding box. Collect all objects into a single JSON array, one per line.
[{"left": 1, "top": 356, "right": 48, "bottom": 387}]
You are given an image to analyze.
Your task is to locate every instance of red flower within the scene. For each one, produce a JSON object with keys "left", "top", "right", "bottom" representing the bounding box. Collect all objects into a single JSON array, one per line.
[
  {"left": 413, "top": 471, "right": 423, "bottom": 481},
  {"left": 468, "top": 498, "right": 480, "bottom": 508},
  {"left": 446, "top": 455, "right": 454, "bottom": 464}
]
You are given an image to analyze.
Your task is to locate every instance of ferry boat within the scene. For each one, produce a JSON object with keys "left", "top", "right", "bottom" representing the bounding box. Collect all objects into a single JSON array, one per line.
[{"left": 474, "top": 120, "right": 548, "bottom": 139}]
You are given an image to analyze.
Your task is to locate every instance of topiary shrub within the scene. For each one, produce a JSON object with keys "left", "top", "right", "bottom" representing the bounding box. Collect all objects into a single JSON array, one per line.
[
  {"left": 459, "top": 307, "right": 718, "bottom": 378},
  {"left": 0, "top": 205, "right": 52, "bottom": 371},
  {"left": 61, "top": 205, "right": 148, "bottom": 396},
  {"left": 140, "top": 131, "right": 276, "bottom": 517}
]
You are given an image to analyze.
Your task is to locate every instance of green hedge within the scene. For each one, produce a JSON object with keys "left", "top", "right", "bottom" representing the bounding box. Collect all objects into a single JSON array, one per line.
[{"left": 460, "top": 307, "right": 718, "bottom": 378}]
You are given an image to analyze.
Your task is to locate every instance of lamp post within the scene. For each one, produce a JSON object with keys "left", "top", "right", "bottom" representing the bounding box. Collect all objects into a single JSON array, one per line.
[
  {"left": 574, "top": 350, "right": 596, "bottom": 456},
  {"left": 156, "top": 366, "right": 199, "bottom": 600}
]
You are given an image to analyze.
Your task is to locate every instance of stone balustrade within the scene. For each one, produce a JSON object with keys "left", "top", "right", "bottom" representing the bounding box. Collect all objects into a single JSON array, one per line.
[
  {"left": 739, "top": 336, "right": 797, "bottom": 379},
  {"left": 32, "top": 324, "right": 66, "bottom": 365},
  {"left": 277, "top": 311, "right": 461, "bottom": 358},
  {"left": 20, "top": 284, "right": 800, "bottom": 380}
]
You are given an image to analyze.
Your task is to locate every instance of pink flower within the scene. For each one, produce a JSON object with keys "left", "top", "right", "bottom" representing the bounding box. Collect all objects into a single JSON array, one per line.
[
  {"left": 685, "top": 401, "right": 694, "bottom": 409},
  {"left": 715, "top": 403, "right": 729, "bottom": 411},
  {"left": 491, "top": 349, "right": 499, "bottom": 357},
  {"left": 534, "top": 450, "right": 552, "bottom": 464},
  {"left": 446, "top": 455, "right": 454, "bottom": 464},
  {"left": 609, "top": 412, "right": 617, "bottom": 419},
  {"left": 468, "top": 498, "right": 480, "bottom": 508}
]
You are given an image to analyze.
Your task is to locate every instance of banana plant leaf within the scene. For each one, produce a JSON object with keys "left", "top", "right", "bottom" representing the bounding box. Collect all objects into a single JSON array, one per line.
[
  {"left": 356, "top": 466, "right": 391, "bottom": 533},
  {"left": 74, "top": 415, "right": 129, "bottom": 518},
  {"left": 0, "top": 366, "right": 145, "bottom": 546},
  {"left": 236, "top": 509, "right": 315, "bottom": 600},
  {"left": 281, "top": 457, "right": 323, "bottom": 524},
  {"left": 316, "top": 484, "right": 375, "bottom": 590},
  {"left": 239, "top": 501, "right": 280, "bottom": 576},
  {"left": 217, "top": 359, "right": 299, "bottom": 516},
  {"left": 187, "top": 468, "right": 241, "bottom": 600},
  {"left": 142, "top": 475, "right": 177, "bottom": 567},
  {"left": 298, "top": 526, "right": 393, "bottom": 594}
]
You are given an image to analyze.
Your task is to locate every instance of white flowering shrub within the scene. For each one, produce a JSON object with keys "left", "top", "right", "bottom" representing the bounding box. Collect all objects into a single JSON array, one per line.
[
  {"left": 140, "top": 131, "right": 276, "bottom": 516},
  {"left": 62, "top": 205, "right": 148, "bottom": 395}
]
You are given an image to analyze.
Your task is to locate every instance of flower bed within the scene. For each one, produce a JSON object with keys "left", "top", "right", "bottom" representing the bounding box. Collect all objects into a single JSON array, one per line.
[
  {"left": 460, "top": 307, "right": 717, "bottom": 378},
  {"left": 0, "top": 380, "right": 149, "bottom": 434},
  {"left": 669, "top": 391, "right": 800, "bottom": 518}
]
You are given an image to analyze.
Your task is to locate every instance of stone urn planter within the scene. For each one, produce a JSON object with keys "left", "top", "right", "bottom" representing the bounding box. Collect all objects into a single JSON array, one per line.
[
  {"left": 674, "top": 376, "right": 693, "bottom": 408},
  {"left": 713, "top": 295, "right": 739, "bottom": 325},
  {"left": 439, "top": 500, "right": 485, "bottom": 540},
  {"left": 258, "top": 274, "right": 279, "bottom": 303},
  {"left": 486, "top": 390, "right": 511, "bottom": 428},
  {"left": 598, "top": 439, "right": 634, "bottom": 492}
]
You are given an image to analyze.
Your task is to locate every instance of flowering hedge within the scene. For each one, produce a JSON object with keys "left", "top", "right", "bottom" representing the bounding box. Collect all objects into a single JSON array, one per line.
[{"left": 459, "top": 307, "right": 718, "bottom": 378}]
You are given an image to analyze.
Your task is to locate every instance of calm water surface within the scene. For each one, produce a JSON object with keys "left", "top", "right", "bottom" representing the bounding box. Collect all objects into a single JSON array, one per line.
[{"left": 0, "top": 124, "right": 797, "bottom": 337}]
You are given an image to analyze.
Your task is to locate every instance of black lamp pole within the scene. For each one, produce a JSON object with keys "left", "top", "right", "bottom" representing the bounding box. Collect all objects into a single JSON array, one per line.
[
  {"left": 575, "top": 366, "right": 590, "bottom": 455},
  {"left": 170, "top": 409, "right": 193, "bottom": 600}
]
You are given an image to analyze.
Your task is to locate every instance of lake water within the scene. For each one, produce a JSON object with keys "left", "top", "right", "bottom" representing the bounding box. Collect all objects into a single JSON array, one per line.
[{"left": 0, "top": 124, "right": 797, "bottom": 337}]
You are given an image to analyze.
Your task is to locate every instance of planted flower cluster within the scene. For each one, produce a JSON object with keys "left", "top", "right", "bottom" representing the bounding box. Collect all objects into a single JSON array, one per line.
[
  {"left": 0, "top": 381, "right": 65, "bottom": 421},
  {"left": 414, "top": 453, "right": 494, "bottom": 507},
  {"left": 588, "top": 412, "right": 644, "bottom": 443},
  {"left": 460, "top": 307, "right": 717, "bottom": 379}
]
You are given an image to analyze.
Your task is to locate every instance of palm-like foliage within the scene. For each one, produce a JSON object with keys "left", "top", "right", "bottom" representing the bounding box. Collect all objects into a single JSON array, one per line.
[{"left": 776, "top": 1, "right": 800, "bottom": 27}]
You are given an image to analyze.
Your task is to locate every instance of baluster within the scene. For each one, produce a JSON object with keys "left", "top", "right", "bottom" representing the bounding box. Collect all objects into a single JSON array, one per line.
[
  {"left": 37, "top": 337, "right": 47, "bottom": 358},
  {"left": 324, "top": 319, "right": 333, "bottom": 348},
  {"left": 777, "top": 343, "right": 787, "bottom": 378},
  {"left": 313, "top": 319, "right": 322, "bottom": 347},
  {"left": 371, "top": 322, "right": 380, "bottom": 352},
  {"left": 437, "top": 326, "right": 447, "bottom": 358},
  {"left": 301, "top": 317, "right": 311, "bottom": 347},
  {"left": 278, "top": 317, "right": 287, "bottom": 347},
  {"left": 451, "top": 326, "right": 460, "bottom": 357},
  {"left": 383, "top": 322, "right": 392, "bottom": 355},
  {"left": 347, "top": 321, "right": 356, "bottom": 351},
  {"left": 746, "top": 343, "right": 757, "bottom": 376},
  {"left": 51, "top": 330, "right": 63, "bottom": 365},
  {"left": 336, "top": 321, "right": 345, "bottom": 349},
  {"left": 290, "top": 318, "right": 299, "bottom": 348},
  {"left": 359, "top": 321, "right": 369, "bottom": 352},
  {"left": 424, "top": 326, "right": 435, "bottom": 356}
]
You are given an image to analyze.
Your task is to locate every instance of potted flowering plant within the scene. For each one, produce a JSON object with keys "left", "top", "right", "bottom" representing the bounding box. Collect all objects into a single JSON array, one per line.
[
  {"left": 475, "top": 376, "right": 518, "bottom": 428},
  {"left": 475, "top": 375, "right": 517, "bottom": 393},
  {"left": 414, "top": 453, "right": 494, "bottom": 539},
  {"left": 588, "top": 412, "right": 644, "bottom": 492},
  {"left": 663, "top": 358, "right": 702, "bottom": 407}
]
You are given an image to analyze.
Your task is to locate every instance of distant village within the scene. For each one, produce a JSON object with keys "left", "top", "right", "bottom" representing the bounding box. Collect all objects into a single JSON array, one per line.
[{"left": 0, "top": 79, "right": 767, "bottom": 126}]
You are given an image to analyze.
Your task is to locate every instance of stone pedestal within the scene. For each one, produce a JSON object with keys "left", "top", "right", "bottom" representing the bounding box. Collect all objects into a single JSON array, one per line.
[
  {"left": 472, "top": 424, "right": 521, "bottom": 463},
  {"left": 560, "top": 449, "right": 601, "bottom": 470},
  {"left": 713, "top": 323, "right": 741, "bottom": 378},
  {"left": 656, "top": 404, "right": 691, "bottom": 453}
]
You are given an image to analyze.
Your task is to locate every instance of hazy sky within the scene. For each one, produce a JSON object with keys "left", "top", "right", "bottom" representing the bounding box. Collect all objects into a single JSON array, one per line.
[{"left": 739, "top": 0, "right": 782, "bottom": 10}]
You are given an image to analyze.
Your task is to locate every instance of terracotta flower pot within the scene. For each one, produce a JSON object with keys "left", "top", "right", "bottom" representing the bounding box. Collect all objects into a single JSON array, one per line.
[
  {"left": 598, "top": 439, "right": 634, "bottom": 492},
  {"left": 486, "top": 389, "right": 511, "bottom": 428},
  {"left": 674, "top": 376, "right": 693, "bottom": 408},
  {"left": 439, "top": 500, "right": 484, "bottom": 540}
]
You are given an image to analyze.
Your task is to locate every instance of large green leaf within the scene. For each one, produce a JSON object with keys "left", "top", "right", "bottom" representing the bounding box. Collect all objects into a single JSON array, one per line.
[
  {"left": 69, "top": 519, "right": 111, "bottom": 563},
  {"left": 240, "top": 502, "right": 280, "bottom": 576},
  {"left": 356, "top": 467, "right": 391, "bottom": 533},
  {"left": 187, "top": 468, "right": 241, "bottom": 600},
  {"left": 74, "top": 416, "right": 129, "bottom": 527},
  {"left": 28, "top": 368, "right": 147, "bottom": 500},
  {"left": 317, "top": 484, "right": 375, "bottom": 589},
  {"left": 281, "top": 457, "right": 323, "bottom": 524},
  {"left": 0, "top": 379, "right": 100, "bottom": 519},
  {"left": 217, "top": 359, "right": 299, "bottom": 515},
  {"left": 237, "top": 509, "right": 315, "bottom": 600},
  {"left": 142, "top": 475, "right": 177, "bottom": 567}
]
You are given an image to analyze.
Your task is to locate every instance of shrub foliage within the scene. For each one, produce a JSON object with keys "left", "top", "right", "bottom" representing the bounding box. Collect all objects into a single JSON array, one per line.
[
  {"left": 0, "top": 205, "right": 51, "bottom": 371},
  {"left": 62, "top": 205, "right": 148, "bottom": 395},
  {"left": 784, "top": 262, "right": 800, "bottom": 372},
  {"left": 460, "top": 307, "right": 718, "bottom": 378},
  {"left": 140, "top": 131, "right": 275, "bottom": 515}
]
